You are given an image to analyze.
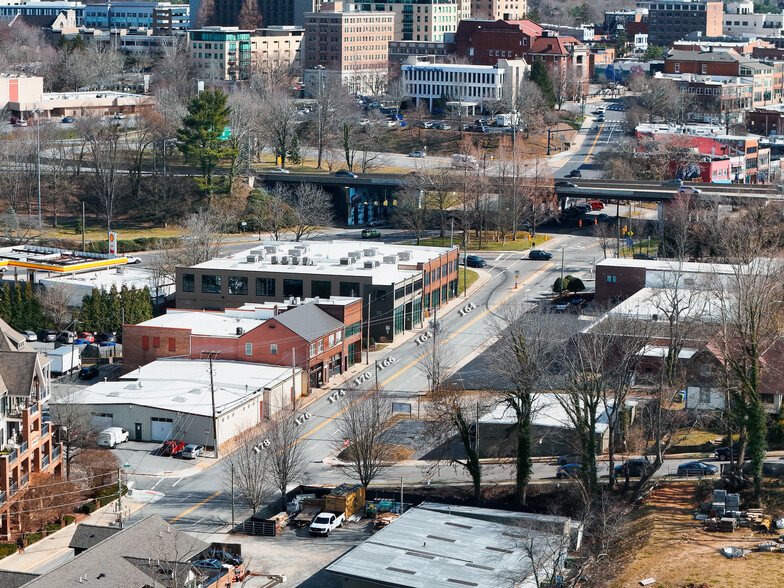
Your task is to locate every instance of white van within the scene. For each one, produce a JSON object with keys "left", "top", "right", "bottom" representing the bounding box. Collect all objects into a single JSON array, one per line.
[{"left": 97, "top": 427, "right": 129, "bottom": 448}]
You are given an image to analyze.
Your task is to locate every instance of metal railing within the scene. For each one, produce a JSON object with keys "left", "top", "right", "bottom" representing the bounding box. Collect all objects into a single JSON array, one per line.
[
  {"left": 42, "top": 454, "right": 50, "bottom": 470},
  {"left": 20, "top": 440, "right": 28, "bottom": 455},
  {"left": 52, "top": 445, "right": 61, "bottom": 460},
  {"left": 6, "top": 449, "right": 18, "bottom": 465},
  {"left": 9, "top": 481, "right": 18, "bottom": 497},
  {"left": 20, "top": 473, "right": 28, "bottom": 488},
  {"left": 41, "top": 423, "right": 49, "bottom": 438},
  {"left": 0, "top": 491, "right": 5, "bottom": 504},
  {"left": 29, "top": 402, "right": 38, "bottom": 416}
]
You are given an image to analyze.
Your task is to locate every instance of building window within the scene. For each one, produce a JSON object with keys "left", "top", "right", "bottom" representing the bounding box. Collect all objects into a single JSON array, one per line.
[
  {"left": 328, "top": 334, "right": 335, "bottom": 347},
  {"left": 153, "top": 336, "right": 160, "bottom": 348},
  {"left": 228, "top": 276, "right": 248, "bottom": 296},
  {"left": 674, "top": 62, "right": 680, "bottom": 73},
  {"left": 142, "top": 336, "right": 149, "bottom": 350},
  {"left": 270, "top": 343, "right": 277, "bottom": 355},
  {"left": 256, "top": 277, "right": 275, "bottom": 297},
  {"left": 345, "top": 321, "right": 361, "bottom": 337},
  {"left": 168, "top": 338, "right": 176, "bottom": 351},
  {"left": 202, "top": 274, "right": 221, "bottom": 294},
  {"left": 318, "top": 340, "right": 324, "bottom": 353},
  {"left": 245, "top": 342, "right": 252, "bottom": 356},
  {"left": 606, "top": 274, "right": 617, "bottom": 283},
  {"left": 283, "top": 279, "right": 304, "bottom": 298},
  {"left": 309, "top": 342, "right": 316, "bottom": 357},
  {"left": 311, "top": 280, "right": 332, "bottom": 298},
  {"left": 182, "top": 273, "right": 195, "bottom": 292},
  {"left": 339, "top": 281, "right": 360, "bottom": 297}
]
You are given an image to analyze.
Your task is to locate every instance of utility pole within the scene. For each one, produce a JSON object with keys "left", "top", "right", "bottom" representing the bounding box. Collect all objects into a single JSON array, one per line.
[
  {"left": 204, "top": 351, "right": 220, "bottom": 459},
  {"left": 616, "top": 199, "right": 621, "bottom": 257},
  {"left": 475, "top": 401, "right": 479, "bottom": 456},
  {"left": 35, "top": 108, "right": 41, "bottom": 228},
  {"left": 292, "top": 347, "right": 298, "bottom": 401},
  {"left": 81, "top": 201, "right": 85, "bottom": 251},
  {"left": 560, "top": 249, "right": 565, "bottom": 287},
  {"left": 375, "top": 359, "right": 379, "bottom": 390},
  {"left": 450, "top": 218, "right": 454, "bottom": 248},
  {"left": 231, "top": 462, "right": 235, "bottom": 528},
  {"left": 117, "top": 467, "right": 123, "bottom": 529}
]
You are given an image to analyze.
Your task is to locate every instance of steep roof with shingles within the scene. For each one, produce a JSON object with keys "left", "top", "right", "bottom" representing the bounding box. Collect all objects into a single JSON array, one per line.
[
  {"left": 0, "top": 317, "right": 31, "bottom": 352},
  {"left": 21, "top": 514, "right": 209, "bottom": 587},
  {"left": 0, "top": 571, "right": 38, "bottom": 588},
  {"left": 0, "top": 352, "right": 39, "bottom": 396},
  {"left": 68, "top": 524, "right": 121, "bottom": 551},
  {"left": 272, "top": 303, "right": 343, "bottom": 342}
]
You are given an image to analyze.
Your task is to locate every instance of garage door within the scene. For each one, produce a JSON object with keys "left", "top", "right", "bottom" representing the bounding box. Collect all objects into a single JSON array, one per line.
[{"left": 150, "top": 418, "right": 173, "bottom": 441}]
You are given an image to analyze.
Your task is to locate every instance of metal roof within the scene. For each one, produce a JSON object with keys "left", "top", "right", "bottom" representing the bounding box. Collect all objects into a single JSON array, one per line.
[{"left": 271, "top": 303, "right": 344, "bottom": 341}]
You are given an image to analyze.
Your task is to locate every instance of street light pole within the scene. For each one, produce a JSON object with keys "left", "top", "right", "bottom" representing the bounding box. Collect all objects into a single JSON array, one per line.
[{"left": 35, "top": 108, "right": 41, "bottom": 228}]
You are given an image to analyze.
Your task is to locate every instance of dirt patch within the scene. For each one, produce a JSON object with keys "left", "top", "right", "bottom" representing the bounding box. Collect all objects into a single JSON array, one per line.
[{"left": 610, "top": 483, "right": 784, "bottom": 588}]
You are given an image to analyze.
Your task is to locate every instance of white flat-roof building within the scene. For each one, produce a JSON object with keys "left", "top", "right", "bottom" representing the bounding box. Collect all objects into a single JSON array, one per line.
[
  {"left": 400, "top": 55, "right": 529, "bottom": 112},
  {"left": 40, "top": 266, "right": 174, "bottom": 306},
  {"left": 53, "top": 358, "right": 305, "bottom": 449}
]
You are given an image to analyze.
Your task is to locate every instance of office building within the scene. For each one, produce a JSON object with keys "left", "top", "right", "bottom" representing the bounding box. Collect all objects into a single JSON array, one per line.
[
  {"left": 83, "top": 2, "right": 189, "bottom": 33},
  {"left": 452, "top": 18, "right": 542, "bottom": 65},
  {"left": 303, "top": 2, "right": 393, "bottom": 95},
  {"left": 188, "top": 26, "right": 252, "bottom": 81},
  {"left": 251, "top": 26, "right": 304, "bottom": 73},
  {"left": 353, "top": 0, "right": 461, "bottom": 42},
  {"left": 470, "top": 0, "right": 527, "bottom": 21},
  {"left": 644, "top": 0, "right": 722, "bottom": 47},
  {"left": 175, "top": 241, "right": 459, "bottom": 342},
  {"left": 723, "top": 2, "right": 784, "bottom": 38},
  {"left": 401, "top": 55, "right": 529, "bottom": 111},
  {"left": 0, "top": 1, "right": 85, "bottom": 26}
]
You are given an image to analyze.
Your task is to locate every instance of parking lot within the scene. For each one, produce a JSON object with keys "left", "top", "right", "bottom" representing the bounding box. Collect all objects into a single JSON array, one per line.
[{"left": 111, "top": 441, "right": 209, "bottom": 477}]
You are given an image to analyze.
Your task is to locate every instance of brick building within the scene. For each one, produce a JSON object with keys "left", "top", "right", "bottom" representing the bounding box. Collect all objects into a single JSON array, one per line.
[
  {"left": 451, "top": 19, "right": 542, "bottom": 65},
  {"left": 470, "top": 0, "right": 527, "bottom": 22},
  {"left": 123, "top": 298, "right": 363, "bottom": 389},
  {"left": 656, "top": 72, "right": 753, "bottom": 126},
  {"left": 643, "top": 0, "right": 723, "bottom": 48},
  {"left": 175, "top": 241, "right": 459, "bottom": 343},
  {"left": 0, "top": 319, "right": 62, "bottom": 541},
  {"left": 302, "top": 1, "right": 394, "bottom": 95}
]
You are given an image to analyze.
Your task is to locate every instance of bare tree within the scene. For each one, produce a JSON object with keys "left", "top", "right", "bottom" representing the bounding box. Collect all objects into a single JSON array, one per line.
[
  {"left": 264, "top": 413, "right": 309, "bottom": 511},
  {"left": 0, "top": 207, "right": 40, "bottom": 245},
  {"left": 628, "top": 77, "right": 678, "bottom": 123},
  {"left": 76, "top": 116, "right": 124, "bottom": 231},
  {"left": 310, "top": 76, "right": 353, "bottom": 168},
  {"left": 504, "top": 78, "right": 549, "bottom": 136},
  {"left": 410, "top": 167, "right": 460, "bottom": 240},
  {"left": 591, "top": 221, "right": 614, "bottom": 259},
  {"left": 248, "top": 186, "right": 294, "bottom": 240},
  {"left": 223, "top": 428, "right": 271, "bottom": 513},
  {"left": 549, "top": 63, "right": 583, "bottom": 110},
  {"left": 282, "top": 183, "right": 334, "bottom": 241},
  {"left": 392, "top": 186, "right": 431, "bottom": 245},
  {"left": 385, "top": 77, "right": 410, "bottom": 113},
  {"left": 260, "top": 87, "right": 300, "bottom": 169},
  {"left": 333, "top": 387, "right": 394, "bottom": 488},
  {"left": 237, "top": 0, "right": 263, "bottom": 28},
  {"left": 36, "top": 283, "right": 73, "bottom": 330},
  {"left": 49, "top": 385, "right": 99, "bottom": 480},
  {"left": 520, "top": 157, "right": 556, "bottom": 237}
]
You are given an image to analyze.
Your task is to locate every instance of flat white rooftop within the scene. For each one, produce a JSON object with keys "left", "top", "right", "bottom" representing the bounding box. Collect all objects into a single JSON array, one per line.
[
  {"left": 190, "top": 241, "right": 456, "bottom": 286},
  {"left": 136, "top": 309, "right": 264, "bottom": 337},
  {"left": 597, "top": 257, "right": 736, "bottom": 275},
  {"left": 55, "top": 359, "right": 297, "bottom": 417},
  {"left": 603, "top": 286, "right": 723, "bottom": 323}
]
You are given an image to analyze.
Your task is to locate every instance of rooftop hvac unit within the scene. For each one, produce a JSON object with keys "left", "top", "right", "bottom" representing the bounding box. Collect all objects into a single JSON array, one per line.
[
  {"left": 250, "top": 248, "right": 265, "bottom": 255},
  {"left": 280, "top": 256, "right": 289, "bottom": 265},
  {"left": 340, "top": 257, "right": 350, "bottom": 265},
  {"left": 363, "top": 248, "right": 376, "bottom": 257},
  {"left": 302, "top": 256, "right": 309, "bottom": 265},
  {"left": 291, "top": 257, "right": 300, "bottom": 265},
  {"left": 271, "top": 255, "right": 278, "bottom": 264},
  {"left": 399, "top": 251, "right": 411, "bottom": 261},
  {"left": 350, "top": 250, "right": 363, "bottom": 259},
  {"left": 236, "top": 327, "right": 244, "bottom": 335},
  {"left": 383, "top": 255, "right": 396, "bottom": 264},
  {"left": 246, "top": 255, "right": 258, "bottom": 263},
  {"left": 289, "top": 249, "right": 301, "bottom": 256},
  {"left": 364, "top": 260, "right": 380, "bottom": 269},
  {"left": 264, "top": 246, "right": 278, "bottom": 253}
]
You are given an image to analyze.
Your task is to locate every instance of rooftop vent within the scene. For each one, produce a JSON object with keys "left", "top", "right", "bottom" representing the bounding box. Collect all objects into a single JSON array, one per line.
[
  {"left": 383, "top": 255, "right": 396, "bottom": 264},
  {"left": 340, "top": 257, "right": 350, "bottom": 265},
  {"left": 363, "top": 248, "right": 377, "bottom": 257},
  {"left": 271, "top": 255, "right": 278, "bottom": 264},
  {"left": 364, "top": 260, "right": 380, "bottom": 269},
  {"left": 246, "top": 255, "right": 259, "bottom": 263},
  {"left": 399, "top": 251, "right": 412, "bottom": 261},
  {"left": 280, "top": 256, "right": 289, "bottom": 265},
  {"left": 236, "top": 327, "right": 244, "bottom": 335}
]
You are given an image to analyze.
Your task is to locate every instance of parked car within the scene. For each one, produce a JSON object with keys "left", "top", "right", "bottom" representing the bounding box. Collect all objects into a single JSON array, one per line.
[
  {"left": 614, "top": 458, "right": 652, "bottom": 477},
  {"left": 557, "top": 454, "right": 582, "bottom": 466},
  {"left": 268, "top": 168, "right": 290, "bottom": 174},
  {"left": 714, "top": 443, "right": 742, "bottom": 461},
  {"left": 466, "top": 255, "right": 486, "bottom": 268},
  {"left": 567, "top": 169, "right": 582, "bottom": 178},
  {"left": 556, "top": 464, "right": 582, "bottom": 479},
  {"left": 677, "top": 461, "right": 718, "bottom": 476},
  {"left": 97, "top": 427, "right": 129, "bottom": 448},
  {"left": 633, "top": 253, "right": 656, "bottom": 260},
  {"left": 14, "top": 120, "right": 27, "bottom": 127},
  {"left": 679, "top": 186, "right": 702, "bottom": 195},
  {"left": 385, "top": 120, "right": 397, "bottom": 127},
  {"left": 408, "top": 150, "right": 426, "bottom": 158},
  {"left": 361, "top": 229, "right": 380, "bottom": 239},
  {"left": 182, "top": 444, "right": 204, "bottom": 459},
  {"left": 78, "top": 365, "right": 100, "bottom": 380},
  {"left": 554, "top": 301, "right": 570, "bottom": 312},
  {"left": 205, "top": 550, "right": 243, "bottom": 566},
  {"left": 56, "top": 330, "right": 75, "bottom": 344},
  {"left": 596, "top": 213, "right": 610, "bottom": 221},
  {"left": 596, "top": 114, "right": 605, "bottom": 122},
  {"left": 434, "top": 123, "right": 452, "bottom": 130},
  {"left": 22, "top": 330, "right": 37, "bottom": 341},
  {"left": 554, "top": 181, "right": 577, "bottom": 189},
  {"left": 61, "top": 116, "right": 74, "bottom": 123},
  {"left": 335, "top": 170, "right": 358, "bottom": 178},
  {"left": 528, "top": 249, "right": 553, "bottom": 260},
  {"left": 79, "top": 332, "right": 95, "bottom": 343},
  {"left": 36, "top": 329, "right": 56, "bottom": 342},
  {"left": 161, "top": 439, "right": 186, "bottom": 456},
  {"left": 96, "top": 332, "right": 117, "bottom": 343},
  {"left": 589, "top": 201, "right": 604, "bottom": 210},
  {"left": 193, "top": 559, "right": 225, "bottom": 570}
]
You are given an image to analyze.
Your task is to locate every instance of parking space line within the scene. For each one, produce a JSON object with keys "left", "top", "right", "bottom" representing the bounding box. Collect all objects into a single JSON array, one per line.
[
  {"left": 172, "top": 477, "right": 183, "bottom": 487},
  {"left": 151, "top": 478, "right": 163, "bottom": 489}
]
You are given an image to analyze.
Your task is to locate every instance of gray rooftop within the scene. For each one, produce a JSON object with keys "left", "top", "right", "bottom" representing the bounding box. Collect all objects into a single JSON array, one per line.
[
  {"left": 0, "top": 571, "right": 38, "bottom": 588},
  {"left": 21, "top": 514, "right": 208, "bottom": 587},
  {"left": 271, "top": 302, "right": 343, "bottom": 342},
  {"left": 326, "top": 505, "right": 567, "bottom": 588},
  {"left": 68, "top": 523, "right": 121, "bottom": 551}
]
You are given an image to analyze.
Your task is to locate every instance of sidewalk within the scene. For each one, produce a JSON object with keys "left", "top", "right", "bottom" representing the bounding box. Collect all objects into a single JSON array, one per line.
[{"left": 0, "top": 497, "right": 147, "bottom": 574}]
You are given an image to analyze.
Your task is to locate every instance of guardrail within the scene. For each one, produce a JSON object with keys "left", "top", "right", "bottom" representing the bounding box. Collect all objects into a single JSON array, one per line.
[
  {"left": 42, "top": 454, "right": 49, "bottom": 469},
  {"left": 53, "top": 445, "right": 61, "bottom": 460}
]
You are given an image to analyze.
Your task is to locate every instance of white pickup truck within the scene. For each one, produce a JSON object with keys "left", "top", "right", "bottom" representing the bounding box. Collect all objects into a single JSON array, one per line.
[{"left": 309, "top": 512, "right": 345, "bottom": 536}]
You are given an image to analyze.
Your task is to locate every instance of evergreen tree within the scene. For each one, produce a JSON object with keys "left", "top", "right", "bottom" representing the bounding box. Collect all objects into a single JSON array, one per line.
[{"left": 531, "top": 60, "right": 555, "bottom": 108}]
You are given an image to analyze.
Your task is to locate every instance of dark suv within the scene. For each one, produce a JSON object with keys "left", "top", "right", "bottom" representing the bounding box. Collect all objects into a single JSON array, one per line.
[
  {"left": 614, "top": 458, "right": 652, "bottom": 478},
  {"left": 528, "top": 249, "right": 553, "bottom": 261}
]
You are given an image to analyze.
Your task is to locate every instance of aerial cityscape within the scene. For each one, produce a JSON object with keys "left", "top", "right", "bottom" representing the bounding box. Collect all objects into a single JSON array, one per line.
[{"left": 0, "top": 0, "right": 783, "bottom": 586}]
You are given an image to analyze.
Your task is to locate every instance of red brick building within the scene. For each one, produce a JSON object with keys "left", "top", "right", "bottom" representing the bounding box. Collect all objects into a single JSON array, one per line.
[
  {"left": 451, "top": 19, "right": 542, "bottom": 65},
  {"left": 123, "top": 298, "right": 363, "bottom": 390}
]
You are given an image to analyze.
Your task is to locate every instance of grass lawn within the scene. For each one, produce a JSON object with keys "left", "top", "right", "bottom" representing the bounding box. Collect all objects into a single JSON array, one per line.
[
  {"left": 411, "top": 232, "right": 551, "bottom": 252},
  {"left": 619, "top": 238, "right": 660, "bottom": 258},
  {"left": 43, "top": 220, "right": 184, "bottom": 242},
  {"left": 672, "top": 428, "right": 724, "bottom": 447},
  {"left": 457, "top": 268, "right": 479, "bottom": 296}
]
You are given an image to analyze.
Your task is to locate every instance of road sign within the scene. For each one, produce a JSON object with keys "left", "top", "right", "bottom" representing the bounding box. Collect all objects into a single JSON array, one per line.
[
  {"left": 344, "top": 439, "right": 349, "bottom": 447},
  {"left": 219, "top": 126, "right": 231, "bottom": 141},
  {"left": 108, "top": 232, "right": 117, "bottom": 255}
]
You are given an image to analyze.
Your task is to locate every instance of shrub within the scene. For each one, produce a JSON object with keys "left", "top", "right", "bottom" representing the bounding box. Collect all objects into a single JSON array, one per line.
[
  {"left": 82, "top": 501, "right": 98, "bottom": 514},
  {"left": 0, "top": 543, "right": 18, "bottom": 558},
  {"left": 45, "top": 523, "right": 61, "bottom": 534},
  {"left": 566, "top": 277, "right": 585, "bottom": 292},
  {"left": 26, "top": 533, "right": 43, "bottom": 545},
  {"left": 63, "top": 515, "right": 75, "bottom": 526}
]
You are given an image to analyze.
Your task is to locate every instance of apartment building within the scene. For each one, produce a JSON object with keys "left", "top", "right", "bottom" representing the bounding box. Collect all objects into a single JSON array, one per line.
[
  {"left": 643, "top": 0, "right": 722, "bottom": 47},
  {"left": 123, "top": 297, "right": 363, "bottom": 388},
  {"left": 353, "top": 0, "right": 461, "bottom": 42},
  {"left": 401, "top": 55, "right": 528, "bottom": 111},
  {"left": 303, "top": 2, "right": 393, "bottom": 95},
  {"left": 175, "top": 241, "right": 459, "bottom": 343},
  {"left": 251, "top": 27, "right": 303, "bottom": 73},
  {"left": 723, "top": 1, "right": 784, "bottom": 38},
  {"left": 656, "top": 72, "right": 753, "bottom": 125},
  {"left": 0, "top": 319, "right": 62, "bottom": 542},
  {"left": 470, "top": 0, "right": 527, "bottom": 21},
  {"left": 188, "top": 27, "right": 252, "bottom": 81},
  {"left": 83, "top": 2, "right": 189, "bottom": 32}
]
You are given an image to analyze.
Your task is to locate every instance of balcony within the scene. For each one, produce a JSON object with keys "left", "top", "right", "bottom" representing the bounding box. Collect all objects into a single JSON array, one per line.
[
  {"left": 28, "top": 402, "right": 38, "bottom": 417},
  {"left": 53, "top": 445, "right": 61, "bottom": 461},
  {"left": 42, "top": 454, "right": 49, "bottom": 470},
  {"left": 19, "top": 473, "right": 28, "bottom": 488},
  {"left": 41, "top": 423, "right": 49, "bottom": 438},
  {"left": 0, "top": 491, "right": 5, "bottom": 505},
  {"left": 8, "top": 481, "right": 17, "bottom": 498}
]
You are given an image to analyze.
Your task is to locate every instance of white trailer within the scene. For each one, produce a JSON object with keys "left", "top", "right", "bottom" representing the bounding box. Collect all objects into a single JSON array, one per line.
[{"left": 47, "top": 345, "right": 83, "bottom": 375}]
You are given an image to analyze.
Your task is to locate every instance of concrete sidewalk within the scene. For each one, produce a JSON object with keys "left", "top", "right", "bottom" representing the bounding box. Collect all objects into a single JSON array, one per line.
[{"left": 0, "top": 497, "right": 148, "bottom": 574}]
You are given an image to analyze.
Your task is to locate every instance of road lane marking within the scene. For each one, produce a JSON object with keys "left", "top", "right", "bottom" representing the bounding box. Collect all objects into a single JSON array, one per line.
[
  {"left": 151, "top": 478, "right": 163, "bottom": 489},
  {"left": 288, "top": 262, "right": 555, "bottom": 449},
  {"left": 172, "top": 477, "right": 183, "bottom": 487},
  {"left": 168, "top": 490, "right": 222, "bottom": 524},
  {"left": 585, "top": 242, "right": 599, "bottom": 249},
  {"left": 583, "top": 122, "right": 605, "bottom": 162},
  {"left": 494, "top": 253, "right": 504, "bottom": 261}
]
